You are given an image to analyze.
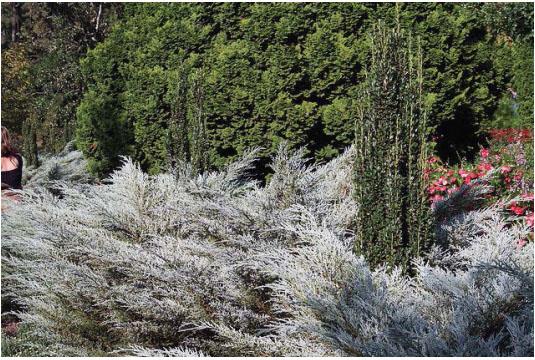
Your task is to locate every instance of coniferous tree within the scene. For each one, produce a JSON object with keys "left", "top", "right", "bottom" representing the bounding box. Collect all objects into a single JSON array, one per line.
[
  {"left": 166, "top": 67, "right": 210, "bottom": 176},
  {"left": 353, "top": 21, "right": 432, "bottom": 271},
  {"left": 167, "top": 66, "right": 190, "bottom": 168},
  {"left": 189, "top": 68, "right": 209, "bottom": 175},
  {"left": 75, "top": 2, "right": 528, "bottom": 177}
]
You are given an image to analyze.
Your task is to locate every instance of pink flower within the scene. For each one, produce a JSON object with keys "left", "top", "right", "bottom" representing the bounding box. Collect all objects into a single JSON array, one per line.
[
  {"left": 500, "top": 166, "right": 512, "bottom": 174},
  {"left": 431, "top": 194, "right": 443, "bottom": 203},
  {"left": 526, "top": 213, "right": 534, "bottom": 228},
  {"left": 521, "top": 193, "right": 534, "bottom": 201},
  {"left": 477, "top": 163, "right": 492, "bottom": 173},
  {"left": 516, "top": 238, "right": 527, "bottom": 249},
  {"left": 459, "top": 169, "right": 469, "bottom": 178},
  {"left": 480, "top": 148, "right": 489, "bottom": 158},
  {"left": 438, "top": 177, "right": 448, "bottom": 186}
]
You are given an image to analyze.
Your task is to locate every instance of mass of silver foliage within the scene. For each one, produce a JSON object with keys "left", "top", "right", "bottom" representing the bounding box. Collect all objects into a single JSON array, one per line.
[
  {"left": 21, "top": 141, "right": 94, "bottom": 190},
  {"left": 2, "top": 145, "right": 533, "bottom": 356}
]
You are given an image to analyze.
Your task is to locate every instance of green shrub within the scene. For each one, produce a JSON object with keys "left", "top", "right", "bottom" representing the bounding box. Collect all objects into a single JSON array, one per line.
[
  {"left": 22, "top": 116, "right": 38, "bottom": 166},
  {"left": 486, "top": 39, "right": 534, "bottom": 130},
  {"left": 353, "top": 22, "right": 433, "bottom": 271},
  {"left": 476, "top": 1, "right": 534, "bottom": 131},
  {"left": 76, "top": 87, "right": 132, "bottom": 176},
  {"left": 76, "top": 3, "right": 513, "bottom": 177},
  {"left": 511, "top": 40, "right": 534, "bottom": 128}
]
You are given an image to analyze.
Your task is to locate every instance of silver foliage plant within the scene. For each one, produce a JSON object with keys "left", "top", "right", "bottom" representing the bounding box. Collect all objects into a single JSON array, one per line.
[
  {"left": 22, "top": 141, "right": 94, "bottom": 191},
  {"left": 2, "top": 145, "right": 533, "bottom": 356}
]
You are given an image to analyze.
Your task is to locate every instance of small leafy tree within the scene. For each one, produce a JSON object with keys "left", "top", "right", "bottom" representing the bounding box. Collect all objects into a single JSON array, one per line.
[{"left": 353, "top": 21, "right": 432, "bottom": 271}]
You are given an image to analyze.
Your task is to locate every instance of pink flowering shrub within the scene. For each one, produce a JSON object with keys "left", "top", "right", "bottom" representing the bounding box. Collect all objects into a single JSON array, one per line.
[
  {"left": 426, "top": 128, "right": 534, "bottom": 243},
  {"left": 487, "top": 128, "right": 532, "bottom": 143}
]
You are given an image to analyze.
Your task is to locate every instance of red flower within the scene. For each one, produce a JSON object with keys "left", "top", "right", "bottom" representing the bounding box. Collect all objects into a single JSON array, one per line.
[
  {"left": 462, "top": 172, "right": 478, "bottom": 184},
  {"left": 488, "top": 128, "right": 533, "bottom": 143},
  {"left": 509, "top": 202, "right": 526, "bottom": 216},
  {"left": 480, "top": 148, "right": 489, "bottom": 158}
]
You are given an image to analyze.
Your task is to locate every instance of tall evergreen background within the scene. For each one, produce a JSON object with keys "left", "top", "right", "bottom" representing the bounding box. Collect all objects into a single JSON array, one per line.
[
  {"left": 1, "top": 2, "right": 122, "bottom": 165},
  {"left": 1, "top": 2, "right": 533, "bottom": 177}
]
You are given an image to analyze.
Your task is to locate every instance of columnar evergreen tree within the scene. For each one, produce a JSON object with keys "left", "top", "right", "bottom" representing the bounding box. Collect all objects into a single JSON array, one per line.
[
  {"left": 189, "top": 68, "right": 210, "bottom": 175},
  {"left": 167, "top": 66, "right": 190, "bottom": 168},
  {"left": 353, "top": 22, "right": 432, "bottom": 270},
  {"left": 166, "top": 67, "right": 210, "bottom": 175}
]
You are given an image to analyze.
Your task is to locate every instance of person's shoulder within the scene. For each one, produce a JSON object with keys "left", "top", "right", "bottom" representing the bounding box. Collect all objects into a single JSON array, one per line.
[
  {"left": 0, "top": 154, "right": 21, "bottom": 171},
  {"left": 14, "top": 153, "right": 23, "bottom": 167}
]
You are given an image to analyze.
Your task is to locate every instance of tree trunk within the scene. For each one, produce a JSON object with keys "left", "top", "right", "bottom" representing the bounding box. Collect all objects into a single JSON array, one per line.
[{"left": 10, "top": 3, "right": 22, "bottom": 43}]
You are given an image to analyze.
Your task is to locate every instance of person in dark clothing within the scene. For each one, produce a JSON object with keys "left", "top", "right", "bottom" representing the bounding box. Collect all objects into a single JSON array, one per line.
[
  {"left": 1, "top": 126, "right": 23, "bottom": 193},
  {"left": 1, "top": 154, "right": 23, "bottom": 190}
]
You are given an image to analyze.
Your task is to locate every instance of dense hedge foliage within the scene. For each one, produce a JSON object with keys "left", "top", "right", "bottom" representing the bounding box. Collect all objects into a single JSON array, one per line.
[
  {"left": 488, "top": 39, "right": 534, "bottom": 130},
  {"left": 75, "top": 2, "right": 532, "bottom": 177},
  {"left": 476, "top": 2, "right": 534, "bottom": 131}
]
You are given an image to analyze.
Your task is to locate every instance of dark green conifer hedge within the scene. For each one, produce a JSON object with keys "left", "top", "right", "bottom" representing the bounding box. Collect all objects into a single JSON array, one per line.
[{"left": 75, "top": 2, "right": 532, "bottom": 177}]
